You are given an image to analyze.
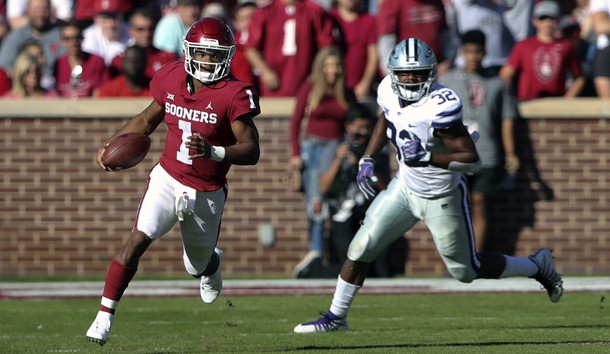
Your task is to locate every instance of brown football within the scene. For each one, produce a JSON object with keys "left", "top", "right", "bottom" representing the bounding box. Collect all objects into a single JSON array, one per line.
[{"left": 101, "top": 133, "right": 151, "bottom": 171}]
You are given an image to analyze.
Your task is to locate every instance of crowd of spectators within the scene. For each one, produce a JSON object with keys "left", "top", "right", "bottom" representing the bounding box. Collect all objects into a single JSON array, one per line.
[{"left": 0, "top": 0, "right": 600, "bottom": 101}]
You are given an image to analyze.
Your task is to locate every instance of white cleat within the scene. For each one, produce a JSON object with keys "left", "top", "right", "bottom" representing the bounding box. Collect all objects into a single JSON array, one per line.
[
  {"left": 529, "top": 248, "right": 563, "bottom": 303},
  {"left": 86, "top": 312, "right": 113, "bottom": 346},
  {"left": 200, "top": 247, "right": 223, "bottom": 304}
]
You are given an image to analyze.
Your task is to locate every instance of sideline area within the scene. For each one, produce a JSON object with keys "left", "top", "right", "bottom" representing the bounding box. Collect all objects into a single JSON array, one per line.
[{"left": 0, "top": 277, "right": 608, "bottom": 299}]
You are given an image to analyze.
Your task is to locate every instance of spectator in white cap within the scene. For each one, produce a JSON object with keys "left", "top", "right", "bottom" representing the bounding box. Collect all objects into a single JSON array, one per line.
[{"left": 81, "top": 0, "right": 130, "bottom": 66}]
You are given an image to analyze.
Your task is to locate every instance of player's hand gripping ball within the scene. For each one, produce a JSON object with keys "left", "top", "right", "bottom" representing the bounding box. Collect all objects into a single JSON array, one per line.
[{"left": 100, "top": 133, "right": 151, "bottom": 171}]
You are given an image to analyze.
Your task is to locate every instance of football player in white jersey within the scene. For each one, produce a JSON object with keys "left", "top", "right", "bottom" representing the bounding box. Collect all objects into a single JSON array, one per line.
[{"left": 294, "top": 38, "right": 563, "bottom": 334}]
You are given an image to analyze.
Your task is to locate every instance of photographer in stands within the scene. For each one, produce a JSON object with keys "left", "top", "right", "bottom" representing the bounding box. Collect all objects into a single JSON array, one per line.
[{"left": 294, "top": 103, "right": 406, "bottom": 278}]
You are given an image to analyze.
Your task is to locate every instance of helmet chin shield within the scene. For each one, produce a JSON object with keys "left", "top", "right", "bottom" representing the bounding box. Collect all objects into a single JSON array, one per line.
[
  {"left": 183, "top": 42, "right": 235, "bottom": 82},
  {"left": 387, "top": 38, "right": 437, "bottom": 102}
]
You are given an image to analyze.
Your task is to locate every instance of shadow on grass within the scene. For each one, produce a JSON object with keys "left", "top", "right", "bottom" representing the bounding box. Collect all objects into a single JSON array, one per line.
[{"left": 286, "top": 340, "right": 610, "bottom": 351}]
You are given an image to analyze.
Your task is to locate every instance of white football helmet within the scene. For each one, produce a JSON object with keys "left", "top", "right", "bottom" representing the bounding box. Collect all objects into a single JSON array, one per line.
[
  {"left": 183, "top": 17, "right": 236, "bottom": 83},
  {"left": 387, "top": 38, "right": 437, "bottom": 102}
]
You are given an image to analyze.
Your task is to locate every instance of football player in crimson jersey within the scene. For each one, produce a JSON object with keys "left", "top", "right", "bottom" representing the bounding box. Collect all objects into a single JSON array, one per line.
[{"left": 86, "top": 17, "right": 261, "bottom": 346}]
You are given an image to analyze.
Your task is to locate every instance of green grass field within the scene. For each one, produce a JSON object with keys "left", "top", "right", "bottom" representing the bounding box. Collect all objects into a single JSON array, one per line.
[{"left": 1, "top": 292, "right": 609, "bottom": 353}]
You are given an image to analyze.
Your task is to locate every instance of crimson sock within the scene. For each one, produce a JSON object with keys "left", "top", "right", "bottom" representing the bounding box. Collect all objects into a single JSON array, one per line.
[{"left": 98, "top": 259, "right": 137, "bottom": 315}]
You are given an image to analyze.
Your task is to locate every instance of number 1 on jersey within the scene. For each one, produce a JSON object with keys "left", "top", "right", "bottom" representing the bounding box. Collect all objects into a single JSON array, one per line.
[{"left": 177, "top": 120, "right": 193, "bottom": 165}]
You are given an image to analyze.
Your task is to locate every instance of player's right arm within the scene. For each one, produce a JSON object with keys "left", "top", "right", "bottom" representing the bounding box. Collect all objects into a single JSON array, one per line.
[
  {"left": 428, "top": 121, "right": 479, "bottom": 170},
  {"left": 96, "top": 100, "right": 165, "bottom": 170},
  {"left": 363, "top": 112, "right": 389, "bottom": 157}
]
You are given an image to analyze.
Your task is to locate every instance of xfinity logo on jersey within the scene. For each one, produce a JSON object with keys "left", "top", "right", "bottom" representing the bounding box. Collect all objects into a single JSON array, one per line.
[{"left": 165, "top": 102, "right": 218, "bottom": 124}]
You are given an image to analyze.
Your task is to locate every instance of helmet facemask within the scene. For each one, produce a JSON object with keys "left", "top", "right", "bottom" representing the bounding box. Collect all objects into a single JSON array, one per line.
[
  {"left": 183, "top": 41, "right": 235, "bottom": 83},
  {"left": 390, "top": 68, "right": 435, "bottom": 102},
  {"left": 387, "top": 38, "right": 437, "bottom": 102}
]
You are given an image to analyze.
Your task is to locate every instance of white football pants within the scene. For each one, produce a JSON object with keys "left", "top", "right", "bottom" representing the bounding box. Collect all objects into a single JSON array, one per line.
[
  {"left": 135, "top": 164, "right": 226, "bottom": 276},
  {"left": 348, "top": 175, "right": 481, "bottom": 282}
]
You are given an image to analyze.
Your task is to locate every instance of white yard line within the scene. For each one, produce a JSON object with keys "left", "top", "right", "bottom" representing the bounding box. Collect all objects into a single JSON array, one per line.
[{"left": 0, "top": 277, "right": 607, "bottom": 299}]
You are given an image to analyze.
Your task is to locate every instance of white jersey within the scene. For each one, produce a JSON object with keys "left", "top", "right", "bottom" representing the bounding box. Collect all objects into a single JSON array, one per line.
[{"left": 377, "top": 75, "right": 463, "bottom": 198}]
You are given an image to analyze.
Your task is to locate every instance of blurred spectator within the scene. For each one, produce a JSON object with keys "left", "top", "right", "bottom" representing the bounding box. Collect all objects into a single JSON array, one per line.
[
  {"left": 0, "top": 0, "right": 63, "bottom": 80},
  {"left": 439, "top": 30, "right": 519, "bottom": 252},
  {"left": 0, "top": 67, "right": 10, "bottom": 95},
  {"left": 500, "top": 1, "right": 585, "bottom": 100},
  {"left": 153, "top": 0, "right": 202, "bottom": 58},
  {"left": 312, "top": 0, "right": 332, "bottom": 10},
  {"left": 19, "top": 40, "right": 54, "bottom": 89},
  {"left": 450, "top": 0, "right": 517, "bottom": 76},
  {"left": 0, "top": 15, "right": 11, "bottom": 45},
  {"left": 295, "top": 103, "right": 399, "bottom": 278},
  {"left": 7, "top": 0, "right": 71, "bottom": 30},
  {"left": 110, "top": 7, "right": 177, "bottom": 79},
  {"left": 82, "top": 0, "right": 130, "bottom": 66},
  {"left": 590, "top": 0, "right": 610, "bottom": 97},
  {"left": 289, "top": 46, "right": 356, "bottom": 276},
  {"left": 503, "top": 0, "right": 536, "bottom": 43},
  {"left": 377, "top": 0, "right": 452, "bottom": 76},
  {"left": 243, "top": 0, "right": 336, "bottom": 97},
  {"left": 96, "top": 45, "right": 150, "bottom": 97},
  {"left": 202, "top": 1, "right": 229, "bottom": 22},
  {"left": 55, "top": 20, "right": 109, "bottom": 97},
  {"left": 74, "top": 0, "right": 147, "bottom": 30},
  {"left": 230, "top": 0, "right": 256, "bottom": 86},
  {"left": 558, "top": 12, "right": 598, "bottom": 96},
  {"left": 4, "top": 50, "right": 56, "bottom": 97},
  {"left": 330, "top": 0, "right": 378, "bottom": 101}
]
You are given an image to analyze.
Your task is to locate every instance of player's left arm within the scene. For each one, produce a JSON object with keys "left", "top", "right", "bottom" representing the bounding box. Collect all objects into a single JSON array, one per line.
[
  {"left": 429, "top": 121, "right": 480, "bottom": 172},
  {"left": 225, "top": 113, "right": 260, "bottom": 165},
  {"left": 187, "top": 113, "right": 260, "bottom": 165}
]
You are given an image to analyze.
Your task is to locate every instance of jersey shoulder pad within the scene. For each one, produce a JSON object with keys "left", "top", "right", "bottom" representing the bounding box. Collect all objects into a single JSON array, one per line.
[
  {"left": 376, "top": 76, "right": 393, "bottom": 110},
  {"left": 427, "top": 84, "right": 463, "bottom": 129}
]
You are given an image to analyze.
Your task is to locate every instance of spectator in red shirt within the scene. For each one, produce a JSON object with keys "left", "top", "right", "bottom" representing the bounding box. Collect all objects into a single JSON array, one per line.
[
  {"left": 110, "top": 7, "right": 177, "bottom": 79},
  {"left": 230, "top": 0, "right": 256, "bottom": 86},
  {"left": 96, "top": 45, "right": 150, "bottom": 97},
  {"left": 500, "top": 1, "right": 585, "bottom": 101},
  {"left": 377, "top": 0, "right": 451, "bottom": 77},
  {"left": 0, "top": 67, "right": 11, "bottom": 95},
  {"left": 244, "top": 0, "right": 336, "bottom": 97},
  {"left": 330, "top": 0, "right": 378, "bottom": 101},
  {"left": 289, "top": 45, "right": 356, "bottom": 275},
  {"left": 74, "top": 0, "right": 146, "bottom": 30},
  {"left": 54, "top": 20, "right": 109, "bottom": 97}
]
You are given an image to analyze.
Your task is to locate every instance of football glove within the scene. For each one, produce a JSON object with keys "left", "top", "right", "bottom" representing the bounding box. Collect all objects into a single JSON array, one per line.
[
  {"left": 357, "top": 155, "right": 377, "bottom": 200},
  {"left": 401, "top": 136, "right": 430, "bottom": 165}
]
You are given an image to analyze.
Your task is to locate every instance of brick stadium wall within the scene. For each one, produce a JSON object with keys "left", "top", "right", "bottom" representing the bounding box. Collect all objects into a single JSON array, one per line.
[{"left": 0, "top": 98, "right": 608, "bottom": 277}]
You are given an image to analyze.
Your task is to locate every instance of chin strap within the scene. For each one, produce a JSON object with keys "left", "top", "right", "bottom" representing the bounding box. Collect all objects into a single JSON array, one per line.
[{"left": 186, "top": 75, "right": 195, "bottom": 95}]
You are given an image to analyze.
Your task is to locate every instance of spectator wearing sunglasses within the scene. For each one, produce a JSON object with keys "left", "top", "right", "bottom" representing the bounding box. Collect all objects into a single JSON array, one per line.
[
  {"left": 110, "top": 7, "right": 177, "bottom": 79},
  {"left": 54, "top": 20, "right": 109, "bottom": 97}
]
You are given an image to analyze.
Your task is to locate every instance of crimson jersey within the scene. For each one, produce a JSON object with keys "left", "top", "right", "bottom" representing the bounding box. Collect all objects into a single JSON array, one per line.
[
  {"left": 150, "top": 61, "right": 261, "bottom": 192},
  {"left": 377, "top": 0, "right": 447, "bottom": 61},
  {"left": 96, "top": 75, "right": 151, "bottom": 97},
  {"left": 110, "top": 47, "right": 178, "bottom": 80},
  {"left": 507, "top": 37, "right": 582, "bottom": 101},
  {"left": 54, "top": 53, "right": 109, "bottom": 97},
  {"left": 244, "top": 0, "right": 336, "bottom": 97},
  {"left": 290, "top": 80, "right": 352, "bottom": 156},
  {"left": 330, "top": 9, "right": 377, "bottom": 89}
]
